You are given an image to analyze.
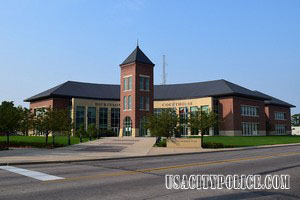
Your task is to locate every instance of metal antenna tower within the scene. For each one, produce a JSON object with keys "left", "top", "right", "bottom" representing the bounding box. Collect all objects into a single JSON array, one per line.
[{"left": 162, "top": 55, "right": 167, "bottom": 85}]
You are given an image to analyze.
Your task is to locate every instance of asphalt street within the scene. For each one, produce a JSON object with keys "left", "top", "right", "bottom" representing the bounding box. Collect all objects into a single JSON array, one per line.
[{"left": 1, "top": 145, "right": 300, "bottom": 200}]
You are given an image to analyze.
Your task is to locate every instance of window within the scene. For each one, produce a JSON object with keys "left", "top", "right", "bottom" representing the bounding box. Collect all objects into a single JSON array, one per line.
[
  {"left": 99, "top": 108, "right": 108, "bottom": 131},
  {"left": 201, "top": 105, "right": 209, "bottom": 112},
  {"left": 139, "top": 117, "right": 148, "bottom": 136},
  {"left": 76, "top": 106, "right": 85, "bottom": 130},
  {"left": 242, "top": 123, "right": 259, "bottom": 136},
  {"left": 123, "top": 117, "right": 132, "bottom": 136},
  {"left": 139, "top": 77, "right": 144, "bottom": 90},
  {"left": 241, "top": 105, "right": 259, "bottom": 117},
  {"left": 145, "top": 96, "right": 149, "bottom": 110},
  {"left": 190, "top": 106, "right": 199, "bottom": 113},
  {"left": 140, "top": 96, "right": 144, "bottom": 110},
  {"left": 154, "top": 108, "right": 162, "bottom": 116},
  {"left": 213, "top": 99, "right": 219, "bottom": 114},
  {"left": 123, "top": 96, "right": 127, "bottom": 110},
  {"left": 123, "top": 77, "right": 128, "bottom": 91},
  {"left": 275, "top": 112, "right": 286, "bottom": 120},
  {"left": 128, "top": 76, "right": 132, "bottom": 90},
  {"left": 275, "top": 125, "right": 286, "bottom": 134},
  {"left": 123, "top": 76, "right": 132, "bottom": 91},
  {"left": 128, "top": 95, "right": 132, "bottom": 110},
  {"left": 179, "top": 107, "right": 188, "bottom": 136},
  {"left": 111, "top": 108, "right": 120, "bottom": 134},
  {"left": 145, "top": 77, "right": 150, "bottom": 91},
  {"left": 87, "top": 107, "right": 96, "bottom": 125}
]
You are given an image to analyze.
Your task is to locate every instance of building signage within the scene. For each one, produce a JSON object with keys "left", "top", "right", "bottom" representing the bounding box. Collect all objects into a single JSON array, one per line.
[
  {"left": 161, "top": 102, "right": 193, "bottom": 107},
  {"left": 95, "top": 102, "right": 120, "bottom": 107}
]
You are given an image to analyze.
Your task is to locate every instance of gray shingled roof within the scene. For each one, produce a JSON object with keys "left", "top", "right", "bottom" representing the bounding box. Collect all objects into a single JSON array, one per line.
[
  {"left": 120, "top": 46, "right": 154, "bottom": 66},
  {"left": 153, "top": 79, "right": 268, "bottom": 100},
  {"left": 24, "top": 81, "right": 120, "bottom": 102},
  {"left": 254, "top": 91, "right": 295, "bottom": 108},
  {"left": 24, "top": 79, "right": 275, "bottom": 103}
]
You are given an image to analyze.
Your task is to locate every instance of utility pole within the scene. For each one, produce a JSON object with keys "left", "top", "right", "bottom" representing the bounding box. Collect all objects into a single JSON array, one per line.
[{"left": 162, "top": 55, "right": 167, "bottom": 85}]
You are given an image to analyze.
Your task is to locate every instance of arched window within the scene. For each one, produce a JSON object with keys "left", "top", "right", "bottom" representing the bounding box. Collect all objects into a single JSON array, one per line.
[
  {"left": 123, "top": 116, "right": 132, "bottom": 136},
  {"left": 128, "top": 95, "right": 132, "bottom": 110},
  {"left": 123, "top": 96, "right": 127, "bottom": 110}
]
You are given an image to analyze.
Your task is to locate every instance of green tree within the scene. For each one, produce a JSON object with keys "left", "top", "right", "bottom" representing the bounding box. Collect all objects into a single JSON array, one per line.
[
  {"left": 188, "top": 108, "right": 218, "bottom": 147},
  {"left": 77, "top": 124, "right": 86, "bottom": 143},
  {"left": 18, "top": 107, "right": 34, "bottom": 136},
  {"left": 292, "top": 114, "right": 300, "bottom": 126},
  {"left": 34, "top": 108, "right": 53, "bottom": 144},
  {"left": 0, "top": 101, "right": 21, "bottom": 144},
  {"left": 145, "top": 109, "right": 179, "bottom": 138},
  {"left": 87, "top": 123, "right": 97, "bottom": 141}
]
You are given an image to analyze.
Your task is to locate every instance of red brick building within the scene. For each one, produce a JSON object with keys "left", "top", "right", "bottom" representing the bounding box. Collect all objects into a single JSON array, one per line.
[{"left": 25, "top": 46, "right": 295, "bottom": 136}]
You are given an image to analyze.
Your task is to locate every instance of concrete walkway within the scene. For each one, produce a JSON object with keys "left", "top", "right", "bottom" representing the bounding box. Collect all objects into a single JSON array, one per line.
[{"left": 0, "top": 137, "right": 156, "bottom": 165}]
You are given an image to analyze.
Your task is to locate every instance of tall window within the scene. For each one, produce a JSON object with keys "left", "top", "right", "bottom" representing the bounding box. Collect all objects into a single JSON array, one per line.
[
  {"left": 123, "top": 117, "right": 132, "bottom": 136},
  {"left": 275, "top": 124, "right": 286, "bottom": 134},
  {"left": 275, "top": 112, "right": 286, "bottom": 120},
  {"left": 99, "top": 108, "right": 108, "bottom": 131},
  {"left": 111, "top": 108, "right": 120, "bottom": 134},
  {"left": 179, "top": 107, "right": 188, "bottom": 136},
  {"left": 139, "top": 77, "right": 144, "bottom": 90},
  {"left": 213, "top": 99, "right": 219, "bottom": 114},
  {"left": 87, "top": 107, "right": 96, "bottom": 125},
  {"left": 140, "top": 96, "right": 144, "bottom": 110},
  {"left": 76, "top": 106, "right": 85, "bottom": 130},
  {"left": 145, "top": 77, "right": 150, "bottom": 91},
  {"left": 241, "top": 105, "right": 259, "bottom": 117},
  {"left": 190, "top": 106, "right": 199, "bottom": 135},
  {"left": 123, "top": 96, "right": 127, "bottom": 110},
  {"left": 139, "top": 117, "right": 148, "bottom": 137},
  {"left": 128, "top": 95, "right": 132, "bottom": 110},
  {"left": 242, "top": 123, "right": 259, "bottom": 136},
  {"left": 123, "top": 77, "right": 128, "bottom": 91},
  {"left": 128, "top": 76, "right": 132, "bottom": 90},
  {"left": 145, "top": 96, "right": 150, "bottom": 111}
]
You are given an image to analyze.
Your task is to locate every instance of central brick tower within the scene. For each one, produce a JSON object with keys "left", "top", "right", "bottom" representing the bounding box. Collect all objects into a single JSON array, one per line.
[{"left": 119, "top": 45, "right": 155, "bottom": 137}]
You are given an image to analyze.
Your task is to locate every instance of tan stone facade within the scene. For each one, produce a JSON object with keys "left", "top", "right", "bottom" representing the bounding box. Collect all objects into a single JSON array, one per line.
[{"left": 71, "top": 98, "right": 120, "bottom": 133}]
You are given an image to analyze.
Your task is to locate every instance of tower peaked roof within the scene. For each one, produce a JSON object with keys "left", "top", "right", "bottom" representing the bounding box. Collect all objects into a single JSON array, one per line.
[{"left": 120, "top": 46, "right": 154, "bottom": 66}]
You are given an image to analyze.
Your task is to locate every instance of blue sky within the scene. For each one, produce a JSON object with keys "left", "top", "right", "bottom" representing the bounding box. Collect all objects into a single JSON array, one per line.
[{"left": 0, "top": 0, "right": 299, "bottom": 114}]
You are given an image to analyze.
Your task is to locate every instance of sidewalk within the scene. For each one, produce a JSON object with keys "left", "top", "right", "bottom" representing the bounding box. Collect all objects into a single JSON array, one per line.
[{"left": 1, "top": 138, "right": 300, "bottom": 165}]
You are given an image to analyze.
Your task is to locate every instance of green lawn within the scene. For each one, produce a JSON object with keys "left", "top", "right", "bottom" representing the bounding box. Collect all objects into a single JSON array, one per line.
[
  {"left": 0, "top": 136, "right": 90, "bottom": 148},
  {"left": 201, "top": 136, "right": 300, "bottom": 148}
]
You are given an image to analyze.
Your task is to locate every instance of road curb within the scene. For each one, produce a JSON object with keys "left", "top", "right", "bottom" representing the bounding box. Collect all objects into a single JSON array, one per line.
[{"left": 1, "top": 143, "right": 300, "bottom": 166}]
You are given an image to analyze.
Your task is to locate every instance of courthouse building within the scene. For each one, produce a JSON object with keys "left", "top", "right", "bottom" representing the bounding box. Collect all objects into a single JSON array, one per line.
[{"left": 25, "top": 46, "right": 295, "bottom": 137}]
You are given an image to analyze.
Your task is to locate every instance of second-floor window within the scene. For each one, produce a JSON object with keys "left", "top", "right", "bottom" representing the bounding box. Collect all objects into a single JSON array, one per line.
[
  {"left": 145, "top": 96, "right": 150, "bottom": 111},
  {"left": 140, "top": 96, "right": 144, "bottom": 110},
  {"left": 275, "top": 112, "right": 286, "bottom": 120},
  {"left": 139, "top": 75, "right": 150, "bottom": 91},
  {"left": 123, "top": 76, "right": 132, "bottom": 91},
  {"left": 241, "top": 105, "right": 259, "bottom": 117}
]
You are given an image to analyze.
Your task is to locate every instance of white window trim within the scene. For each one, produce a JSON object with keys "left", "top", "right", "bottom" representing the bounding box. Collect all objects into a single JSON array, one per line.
[
  {"left": 241, "top": 122, "right": 260, "bottom": 136},
  {"left": 274, "top": 112, "right": 286, "bottom": 121},
  {"left": 123, "top": 75, "right": 132, "bottom": 92},
  {"left": 139, "top": 74, "right": 150, "bottom": 78},
  {"left": 241, "top": 105, "right": 259, "bottom": 117}
]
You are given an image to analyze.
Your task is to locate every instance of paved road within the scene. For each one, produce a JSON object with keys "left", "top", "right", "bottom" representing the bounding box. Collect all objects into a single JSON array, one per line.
[{"left": 1, "top": 145, "right": 300, "bottom": 200}]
